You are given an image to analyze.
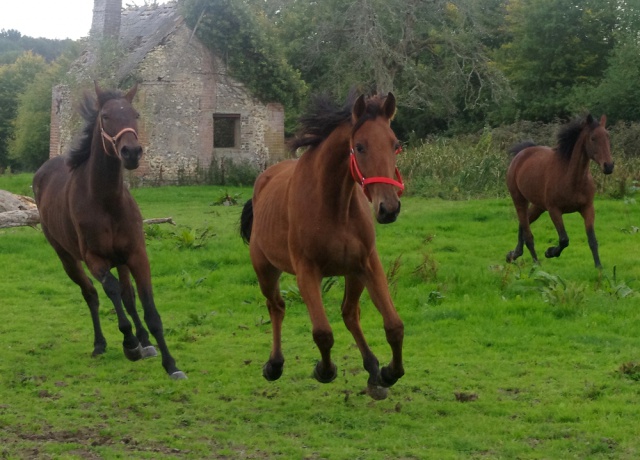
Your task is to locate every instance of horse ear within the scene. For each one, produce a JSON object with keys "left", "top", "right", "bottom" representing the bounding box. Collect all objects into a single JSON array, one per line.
[
  {"left": 94, "top": 80, "right": 103, "bottom": 97},
  {"left": 352, "top": 94, "right": 366, "bottom": 123},
  {"left": 383, "top": 92, "right": 397, "bottom": 121},
  {"left": 585, "top": 114, "right": 594, "bottom": 126},
  {"left": 600, "top": 114, "right": 607, "bottom": 127},
  {"left": 125, "top": 83, "right": 138, "bottom": 103}
]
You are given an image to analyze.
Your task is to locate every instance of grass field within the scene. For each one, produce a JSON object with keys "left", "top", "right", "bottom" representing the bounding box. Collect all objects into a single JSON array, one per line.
[{"left": 1, "top": 173, "right": 640, "bottom": 459}]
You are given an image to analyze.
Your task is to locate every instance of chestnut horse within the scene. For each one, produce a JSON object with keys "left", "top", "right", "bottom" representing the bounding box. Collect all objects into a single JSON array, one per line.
[
  {"left": 33, "top": 83, "right": 186, "bottom": 379},
  {"left": 505, "top": 114, "right": 614, "bottom": 268},
  {"left": 240, "top": 92, "right": 405, "bottom": 399}
]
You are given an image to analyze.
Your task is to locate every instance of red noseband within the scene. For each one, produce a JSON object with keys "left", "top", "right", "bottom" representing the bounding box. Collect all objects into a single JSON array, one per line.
[{"left": 349, "top": 145, "right": 404, "bottom": 201}]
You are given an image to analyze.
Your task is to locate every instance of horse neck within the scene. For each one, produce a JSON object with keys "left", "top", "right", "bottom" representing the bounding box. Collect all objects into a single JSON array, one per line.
[
  {"left": 310, "top": 124, "right": 356, "bottom": 204},
  {"left": 566, "top": 133, "right": 592, "bottom": 185},
  {"left": 87, "top": 130, "right": 126, "bottom": 201}
]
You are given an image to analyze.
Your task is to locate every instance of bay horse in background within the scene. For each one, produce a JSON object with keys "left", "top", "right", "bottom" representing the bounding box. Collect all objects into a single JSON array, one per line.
[
  {"left": 33, "top": 82, "right": 186, "bottom": 380},
  {"left": 240, "top": 91, "right": 405, "bottom": 400},
  {"left": 505, "top": 114, "right": 614, "bottom": 268}
]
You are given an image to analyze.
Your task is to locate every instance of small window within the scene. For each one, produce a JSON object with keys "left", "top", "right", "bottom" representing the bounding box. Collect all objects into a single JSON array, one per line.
[{"left": 213, "top": 114, "right": 240, "bottom": 148}]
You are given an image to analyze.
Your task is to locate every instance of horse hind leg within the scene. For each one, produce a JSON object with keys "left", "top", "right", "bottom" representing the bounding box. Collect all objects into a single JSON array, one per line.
[
  {"left": 54, "top": 247, "right": 107, "bottom": 356},
  {"left": 507, "top": 202, "right": 540, "bottom": 264},
  {"left": 545, "top": 209, "right": 569, "bottom": 260},
  {"left": 342, "top": 275, "right": 388, "bottom": 400},
  {"left": 117, "top": 265, "right": 157, "bottom": 360},
  {"left": 255, "top": 261, "right": 287, "bottom": 381}
]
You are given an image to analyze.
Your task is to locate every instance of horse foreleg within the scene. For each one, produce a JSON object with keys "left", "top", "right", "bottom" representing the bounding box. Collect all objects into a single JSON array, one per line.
[
  {"left": 254, "top": 261, "right": 286, "bottom": 381},
  {"left": 126, "top": 252, "right": 186, "bottom": 379},
  {"left": 56, "top": 249, "right": 106, "bottom": 356},
  {"left": 342, "top": 275, "right": 388, "bottom": 400},
  {"left": 362, "top": 253, "right": 404, "bottom": 390},
  {"left": 581, "top": 205, "right": 601, "bottom": 268},
  {"left": 546, "top": 209, "right": 569, "bottom": 259},
  {"left": 117, "top": 265, "right": 156, "bottom": 359},
  {"left": 86, "top": 255, "right": 142, "bottom": 360},
  {"left": 296, "top": 266, "right": 337, "bottom": 383}
]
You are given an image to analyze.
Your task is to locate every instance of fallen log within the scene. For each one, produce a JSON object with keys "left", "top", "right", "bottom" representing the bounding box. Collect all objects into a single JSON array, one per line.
[
  {"left": 1, "top": 189, "right": 176, "bottom": 229},
  {"left": 0, "top": 209, "right": 41, "bottom": 228}
]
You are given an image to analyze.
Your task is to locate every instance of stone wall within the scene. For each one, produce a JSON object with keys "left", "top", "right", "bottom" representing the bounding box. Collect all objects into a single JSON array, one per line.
[{"left": 50, "top": 3, "right": 286, "bottom": 185}]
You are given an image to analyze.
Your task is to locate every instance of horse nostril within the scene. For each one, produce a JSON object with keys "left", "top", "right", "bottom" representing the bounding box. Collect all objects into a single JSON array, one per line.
[
  {"left": 604, "top": 162, "right": 614, "bottom": 175},
  {"left": 121, "top": 145, "right": 142, "bottom": 160},
  {"left": 377, "top": 201, "right": 401, "bottom": 224}
]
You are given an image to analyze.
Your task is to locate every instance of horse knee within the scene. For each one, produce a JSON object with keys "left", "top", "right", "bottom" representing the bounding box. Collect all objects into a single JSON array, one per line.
[
  {"left": 384, "top": 321, "right": 404, "bottom": 347},
  {"left": 312, "top": 328, "right": 334, "bottom": 351}
]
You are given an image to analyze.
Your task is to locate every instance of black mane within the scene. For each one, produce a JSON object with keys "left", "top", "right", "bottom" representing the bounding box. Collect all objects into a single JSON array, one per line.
[
  {"left": 555, "top": 115, "right": 598, "bottom": 161},
  {"left": 66, "top": 89, "right": 126, "bottom": 170},
  {"left": 289, "top": 90, "right": 389, "bottom": 153}
]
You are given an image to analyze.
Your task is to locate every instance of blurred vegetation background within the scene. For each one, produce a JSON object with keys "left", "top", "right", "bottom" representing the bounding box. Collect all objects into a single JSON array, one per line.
[{"left": 1, "top": 0, "right": 639, "bottom": 197}]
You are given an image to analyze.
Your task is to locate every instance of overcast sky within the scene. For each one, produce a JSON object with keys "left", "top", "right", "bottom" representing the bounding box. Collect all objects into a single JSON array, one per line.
[{"left": 0, "top": 0, "right": 172, "bottom": 40}]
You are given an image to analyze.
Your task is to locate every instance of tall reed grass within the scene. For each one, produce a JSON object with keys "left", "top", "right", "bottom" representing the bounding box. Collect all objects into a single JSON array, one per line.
[{"left": 398, "top": 120, "right": 640, "bottom": 200}]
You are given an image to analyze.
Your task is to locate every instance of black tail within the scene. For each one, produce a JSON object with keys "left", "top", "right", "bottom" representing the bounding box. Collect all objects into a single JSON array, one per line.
[
  {"left": 240, "top": 199, "right": 253, "bottom": 244},
  {"left": 508, "top": 140, "right": 537, "bottom": 156}
]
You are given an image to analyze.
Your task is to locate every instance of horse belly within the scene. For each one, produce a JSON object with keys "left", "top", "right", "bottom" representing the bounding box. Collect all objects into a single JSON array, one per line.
[
  {"left": 508, "top": 149, "right": 554, "bottom": 207},
  {"left": 33, "top": 158, "right": 83, "bottom": 259}
]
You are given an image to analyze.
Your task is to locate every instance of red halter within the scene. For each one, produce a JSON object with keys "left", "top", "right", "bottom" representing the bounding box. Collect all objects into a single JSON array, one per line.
[
  {"left": 349, "top": 144, "right": 405, "bottom": 201},
  {"left": 99, "top": 116, "right": 138, "bottom": 159}
]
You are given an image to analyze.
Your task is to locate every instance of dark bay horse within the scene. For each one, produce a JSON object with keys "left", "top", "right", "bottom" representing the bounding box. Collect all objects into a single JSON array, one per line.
[
  {"left": 33, "top": 83, "right": 186, "bottom": 380},
  {"left": 240, "top": 92, "right": 405, "bottom": 399},
  {"left": 505, "top": 114, "right": 614, "bottom": 268}
]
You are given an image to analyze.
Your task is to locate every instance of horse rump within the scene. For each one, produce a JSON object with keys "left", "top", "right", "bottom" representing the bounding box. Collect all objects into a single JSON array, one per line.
[{"left": 508, "top": 140, "right": 537, "bottom": 156}]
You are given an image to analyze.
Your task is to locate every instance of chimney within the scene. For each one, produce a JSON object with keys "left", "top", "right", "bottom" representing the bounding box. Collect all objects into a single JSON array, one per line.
[{"left": 90, "top": 0, "right": 122, "bottom": 41}]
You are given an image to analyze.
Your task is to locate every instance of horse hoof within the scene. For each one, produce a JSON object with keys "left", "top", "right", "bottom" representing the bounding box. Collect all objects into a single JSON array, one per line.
[
  {"left": 170, "top": 371, "right": 188, "bottom": 380},
  {"left": 380, "top": 366, "right": 402, "bottom": 388},
  {"left": 91, "top": 347, "right": 106, "bottom": 357},
  {"left": 262, "top": 361, "right": 283, "bottom": 381},
  {"left": 366, "top": 385, "right": 389, "bottom": 401},
  {"left": 123, "top": 344, "right": 143, "bottom": 362},
  {"left": 313, "top": 361, "right": 337, "bottom": 384},
  {"left": 141, "top": 346, "right": 157, "bottom": 359}
]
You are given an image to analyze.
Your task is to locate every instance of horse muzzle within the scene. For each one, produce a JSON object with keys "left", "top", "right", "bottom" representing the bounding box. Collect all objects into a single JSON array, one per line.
[
  {"left": 121, "top": 145, "right": 143, "bottom": 170},
  {"left": 376, "top": 200, "right": 401, "bottom": 224},
  {"left": 603, "top": 162, "right": 614, "bottom": 175}
]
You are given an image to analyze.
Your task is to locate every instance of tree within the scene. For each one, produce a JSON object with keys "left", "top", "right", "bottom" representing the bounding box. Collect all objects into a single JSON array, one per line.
[
  {"left": 0, "top": 52, "right": 48, "bottom": 170},
  {"left": 495, "top": 0, "right": 617, "bottom": 122},
  {"left": 570, "top": 0, "right": 640, "bottom": 122},
  {"left": 263, "top": 0, "right": 511, "bottom": 138},
  {"left": 181, "top": 0, "right": 307, "bottom": 118}
]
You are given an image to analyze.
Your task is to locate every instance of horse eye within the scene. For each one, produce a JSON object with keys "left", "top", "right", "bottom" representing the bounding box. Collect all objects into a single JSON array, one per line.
[{"left": 356, "top": 144, "right": 365, "bottom": 154}]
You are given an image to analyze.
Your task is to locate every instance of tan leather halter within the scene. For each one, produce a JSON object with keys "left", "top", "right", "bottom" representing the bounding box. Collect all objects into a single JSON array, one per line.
[{"left": 99, "top": 115, "right": 138, "bottom": 159}]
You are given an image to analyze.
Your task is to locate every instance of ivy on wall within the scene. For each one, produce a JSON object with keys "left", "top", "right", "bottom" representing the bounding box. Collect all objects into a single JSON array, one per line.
[{"left": 181, "top": 0, "right": 307, "bottom": 111}]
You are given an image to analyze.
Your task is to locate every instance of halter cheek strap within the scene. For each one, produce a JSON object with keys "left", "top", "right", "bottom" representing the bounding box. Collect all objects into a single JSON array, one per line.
[
  {"left": 349, "top": 145, "right": 405, "bottom": 201},
  {"left": 99, "top": 116, "right": 139, "bottom": 159}
]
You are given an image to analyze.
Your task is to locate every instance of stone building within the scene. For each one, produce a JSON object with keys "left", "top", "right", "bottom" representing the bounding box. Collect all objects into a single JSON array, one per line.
[{"left": 49, "top": 0, "right": 286, "bottom": 185}]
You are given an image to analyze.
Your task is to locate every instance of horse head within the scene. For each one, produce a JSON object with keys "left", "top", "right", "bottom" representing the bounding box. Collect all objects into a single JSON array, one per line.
[
  {"left": 585, "top": 114, "right": 614, "bottom": 175},
  {"left": 350, "top": 92, "right": 404, "bottom": 224},
  {"left": 95, "top": 82, "right": 143, "bottom": 170}
]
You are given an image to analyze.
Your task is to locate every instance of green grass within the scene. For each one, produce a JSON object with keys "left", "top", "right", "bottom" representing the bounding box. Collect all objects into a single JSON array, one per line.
[{"left": 1, "top": 173, "right": 640, "bottom": 458}]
